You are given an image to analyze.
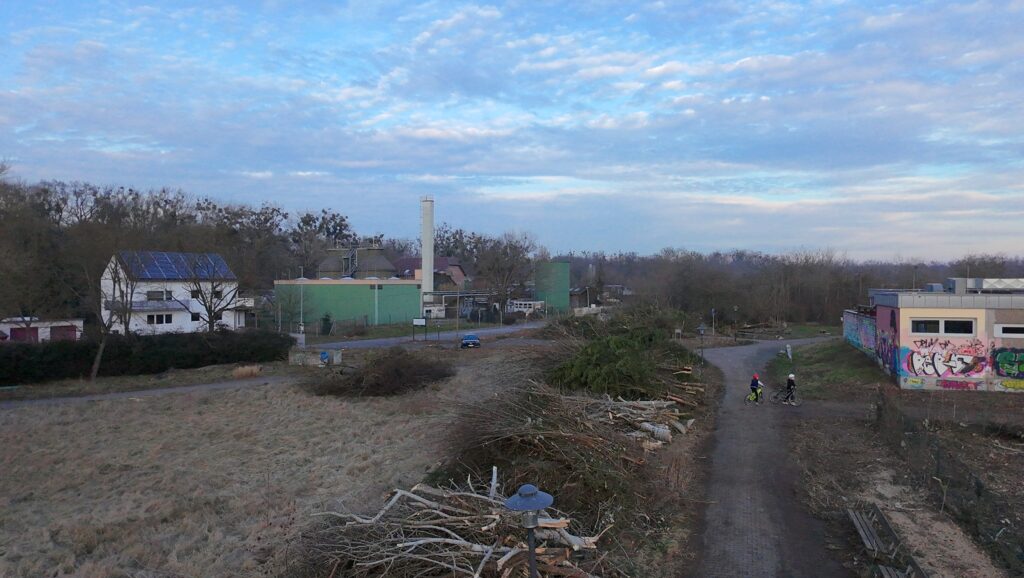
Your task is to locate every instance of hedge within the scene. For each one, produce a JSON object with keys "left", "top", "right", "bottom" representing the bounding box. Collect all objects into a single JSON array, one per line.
[{"left": 0, "top": 330, "right": 295, "bottom": 386}]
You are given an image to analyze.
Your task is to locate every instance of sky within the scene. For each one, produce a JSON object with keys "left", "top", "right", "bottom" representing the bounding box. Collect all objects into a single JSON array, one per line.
[{"left": 2, "top": 1, "right": 1023, "bottom": 260}]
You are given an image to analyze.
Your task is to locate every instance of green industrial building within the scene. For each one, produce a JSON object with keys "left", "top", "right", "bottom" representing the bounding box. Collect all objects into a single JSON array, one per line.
[
  {"left": 274, "top": 279, "right": 421, "bottom": 327},
  {"left": 535, "top": 261, "right": 571, "bottom": 313}
]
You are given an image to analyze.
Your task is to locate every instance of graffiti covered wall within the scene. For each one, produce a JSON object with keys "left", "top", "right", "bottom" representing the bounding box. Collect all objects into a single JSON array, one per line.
[
  {"left": 843, "top": 310, "right": 877, "bottom": 354},
  {"left": 875, "top": 305, "right": 900, "bottom": 376},
  {"left": 849, "top": 304, "right": 1024, "bottom": 392},
  {"left": 895, "top": 308, "right": 989, "bottom": 391}
]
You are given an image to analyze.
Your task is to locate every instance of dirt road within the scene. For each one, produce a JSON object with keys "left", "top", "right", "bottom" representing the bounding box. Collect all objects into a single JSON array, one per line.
[{"left": 694, "top": 339, "right": 847, "bottom": 577}]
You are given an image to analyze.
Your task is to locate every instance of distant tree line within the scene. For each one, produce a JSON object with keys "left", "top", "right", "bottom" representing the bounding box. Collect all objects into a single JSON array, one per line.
[
  {"left": 6, "top": 168, "right": 1016, "bottom": 333},
  {"left": 561, "top": 249, "right": 1024, "bottom": 326},
  {"left": 0, "top": 177, "right": 357, "bottom": 329},
  {"left": 0, "top": 174, "right": 541, "bottom": 331}
]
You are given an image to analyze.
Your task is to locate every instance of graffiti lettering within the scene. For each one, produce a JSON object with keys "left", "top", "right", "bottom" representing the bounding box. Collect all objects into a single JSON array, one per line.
[
  {"left": 938, "top": 380, "right": 977, "bottom": 390},
  {"left": 905, "top": 350, "right": 986, "bottom": 377},
  {"left": 999, "top": 379, "right": 1024, "bottom": 391},
  {"left": 903, "top": 377, "right": 924, "bottom": 389},
  {"left": 877, "top": 334, "right": 898, "bottom": 375},
  {"left": 992, "top": 348, "right": 1024, "bottom": 379},
  {"left": 914, "top": 338, "right": 951, "bottom": 349}
]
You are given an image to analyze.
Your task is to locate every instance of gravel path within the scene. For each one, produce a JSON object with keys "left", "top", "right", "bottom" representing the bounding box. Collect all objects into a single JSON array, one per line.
[{"left": 695, "top": 338, "right": 847, "bottom": 577}]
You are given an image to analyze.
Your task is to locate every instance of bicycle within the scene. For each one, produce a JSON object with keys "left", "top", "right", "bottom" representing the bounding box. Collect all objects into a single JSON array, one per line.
[
  {"left": 769, "top": 387, "right": 803, "bottom": 407},
  {"left": 744, "top": 385, "right": 764, "bottom": 404}
]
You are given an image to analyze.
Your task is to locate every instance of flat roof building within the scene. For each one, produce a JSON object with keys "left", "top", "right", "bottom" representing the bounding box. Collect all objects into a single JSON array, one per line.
[{"left": 843, "top": 278, "right": 1024, "bottom": 392}]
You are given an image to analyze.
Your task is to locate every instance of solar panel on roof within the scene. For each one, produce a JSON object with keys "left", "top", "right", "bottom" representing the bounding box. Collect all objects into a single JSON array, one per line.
[{"left": 119, "top": 250, "right": 236, "bottom": 281}]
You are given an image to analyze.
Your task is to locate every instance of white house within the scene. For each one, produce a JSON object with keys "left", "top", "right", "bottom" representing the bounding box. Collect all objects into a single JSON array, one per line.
[{"left": 101, "top": 251, "right": 250, "bottom": 335}]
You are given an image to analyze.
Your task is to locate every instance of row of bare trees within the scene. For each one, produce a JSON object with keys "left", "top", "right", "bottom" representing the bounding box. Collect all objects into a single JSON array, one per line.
[
  {"left": 8, "top": 168, "right": 1013, "bottom": 334},
  {"left": 0, "top": 175, "right": 545, "bottom": 334},
  {"left": 0, "top": 177, "right": 356, "bottom": 333},
  {"left": 562, "top": 249, "right": 1024, "bottom": 325}
]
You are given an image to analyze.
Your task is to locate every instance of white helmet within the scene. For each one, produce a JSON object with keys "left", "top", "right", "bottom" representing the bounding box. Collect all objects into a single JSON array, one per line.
[{"left": 788, "top": 374, "right": 795, "bottom": 379}]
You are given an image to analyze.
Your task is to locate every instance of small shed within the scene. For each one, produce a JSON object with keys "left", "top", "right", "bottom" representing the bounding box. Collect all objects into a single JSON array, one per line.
[{"left": 0, "top": 318, "right": 85, "bottom": 343}]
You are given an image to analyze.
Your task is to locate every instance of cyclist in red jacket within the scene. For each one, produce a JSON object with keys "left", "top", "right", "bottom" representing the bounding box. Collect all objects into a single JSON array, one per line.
[{"left": 749, "top": 373, "right": 765, "bottom": 403}]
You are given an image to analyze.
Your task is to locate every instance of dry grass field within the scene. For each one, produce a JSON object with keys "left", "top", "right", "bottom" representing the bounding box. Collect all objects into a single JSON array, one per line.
[{"left": 0, "top": 348, "right": 521, "bottom": 577}]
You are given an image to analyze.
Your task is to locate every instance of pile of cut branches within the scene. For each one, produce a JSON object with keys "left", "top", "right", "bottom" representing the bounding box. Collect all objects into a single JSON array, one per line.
[
  {"left": 449, "top": 383, "right": 642, "bottom": 529},
  {"left": 296, "top": 470, "right": 606, "bottom": 577}
]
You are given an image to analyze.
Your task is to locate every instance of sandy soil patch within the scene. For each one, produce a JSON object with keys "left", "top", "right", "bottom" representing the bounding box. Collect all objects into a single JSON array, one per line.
[
  {"left": 859, "top": 469, "right": 1006, "bottom": 578},
  {"left": 788, "top": 416, "right": 1006, "bottom": 578},
  {"left": 0, "top": 349, "right": 522, "bottom": 577}
]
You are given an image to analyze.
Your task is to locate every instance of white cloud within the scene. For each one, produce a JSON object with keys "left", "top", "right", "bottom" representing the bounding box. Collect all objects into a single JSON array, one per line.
[{"left": 239, "top": 171, "right": 273, "bottom": 179}]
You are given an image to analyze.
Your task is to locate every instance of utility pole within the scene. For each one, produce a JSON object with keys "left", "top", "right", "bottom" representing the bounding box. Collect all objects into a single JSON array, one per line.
[{"left": 299, "top": 266, "right": 305, "bottom": 335}]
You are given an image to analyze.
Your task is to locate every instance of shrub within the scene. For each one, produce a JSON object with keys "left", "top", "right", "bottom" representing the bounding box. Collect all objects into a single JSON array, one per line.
[
  {"left": 0, "top": 330, "right": 295, "bottom": 386},
  {"left": 305, "top": 347, "right": 453, "bottom": 397},
  {"left": 548, "top": 329, "right": 661, "bottom": 398}
]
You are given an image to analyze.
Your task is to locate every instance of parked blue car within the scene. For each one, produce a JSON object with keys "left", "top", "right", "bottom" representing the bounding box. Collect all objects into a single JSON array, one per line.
[{"left": 460, "top": 334, "right": 481, "bottom": 349}]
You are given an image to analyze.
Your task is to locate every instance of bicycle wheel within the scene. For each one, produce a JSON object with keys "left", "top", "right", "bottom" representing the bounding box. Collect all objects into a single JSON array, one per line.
[
  {"left": 769, "top": 389, "right": 785, "bottom": 404},
  {"left": 790, "top": 394, "right": 803, "bottom": 407}
]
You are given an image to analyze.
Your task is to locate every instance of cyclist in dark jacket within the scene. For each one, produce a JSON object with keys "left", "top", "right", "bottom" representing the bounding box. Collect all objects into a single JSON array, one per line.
[{"left": 784, "top": 373, "right": 797, "bottom": 404}]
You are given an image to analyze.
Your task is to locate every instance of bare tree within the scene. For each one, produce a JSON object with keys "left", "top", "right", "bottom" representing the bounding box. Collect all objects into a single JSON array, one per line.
[
  {"left": 64, "top": 256, "right": 139, "bottom": 379},
  {"left": 176, "top": 255, "right": 239, "bottom": 333},
  {"left": 473, "top": 232, "right": 537, "bottom": 311}
]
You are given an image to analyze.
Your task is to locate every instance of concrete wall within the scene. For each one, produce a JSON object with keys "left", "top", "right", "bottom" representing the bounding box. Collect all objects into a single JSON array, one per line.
[
  {"left": 875, "top": 305, "right": 900, "bottom": 377},
  {"left": 897, "top": 307, "right": 989, "bottom": 391},
  {"left": 989, "top": 309, "right": 1024, "bottom": 392},
  {"left": 842, "top": 310, "right": 877, "bottom": 355}
]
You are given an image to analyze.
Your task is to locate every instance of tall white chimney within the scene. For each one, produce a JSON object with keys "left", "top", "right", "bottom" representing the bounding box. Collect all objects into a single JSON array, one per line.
[{"left": 421, "top": 196, "right": 434, "bottom": 308}]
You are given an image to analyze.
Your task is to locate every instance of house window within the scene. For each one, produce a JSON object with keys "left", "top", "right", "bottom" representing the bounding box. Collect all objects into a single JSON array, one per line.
[
  {"left": 191, "top": 312, "right": 201, "bottom": 322},
  {"left": 995, "top": 324, "right": 1024, "bottom": 338},
  {"left": 191, "top": 290, "right": 201, "bottom": 299},
  {"left": 911, "top": 319, "right": 975, "bottom": 336},
  {"left": 147, "top": 290, "right": 173, "bottom": 301},
  {"left": 146, "top": 314, "right": 173, "bottom": 325},
  {"left": 213, "top": 312, "right": 223, "bottom": 321},
  {"left": 911, "top": 319, "right": 940, "bottom": 334},
  {"left": 212, "top": 290, "right": 222, "bottom": 299},
  {"left": 943, "top": 320, "right": 974, "bottom": 335}
]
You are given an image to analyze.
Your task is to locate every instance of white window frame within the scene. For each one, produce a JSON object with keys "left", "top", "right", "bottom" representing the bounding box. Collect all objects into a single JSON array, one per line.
[
  {"left": 909, "top": 318, "right": 976, "bottom": 337},
  {"left": 995, "top": 324, "right": 1024, "bottom": 338}
]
